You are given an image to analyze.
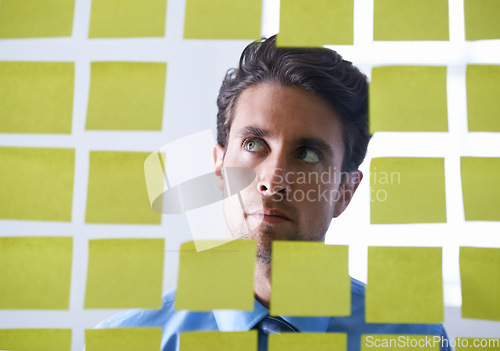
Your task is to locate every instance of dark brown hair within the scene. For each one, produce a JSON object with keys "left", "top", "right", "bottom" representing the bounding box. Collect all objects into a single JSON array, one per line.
[{"left": 216, "top": 35, "right": 370, "bottom": 172}]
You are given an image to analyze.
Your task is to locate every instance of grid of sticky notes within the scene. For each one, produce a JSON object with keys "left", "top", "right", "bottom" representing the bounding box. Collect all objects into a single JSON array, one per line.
[
  {"left": 88, "top": 0, "right": 167, "bottom": 38},
  {"left": 374, "top": 0, "right": 449, "bottom": 41},
  {"left": 369, "top": 66, "right": 448, "bottom": 133},
  {"left": 460, "top": 247, "right": 500, "bottom": 321},
  {"left": 85, "top": 151, "right": 162, "bottom": 224},
  {"left": 179, "top": 331, "right": 257, "bottom": 351},
  {"left": 464, "top": 0, "right": 500, "bottom": 41},
  {"left": 466, "top": 65, "right": 500, "bottom": 132},
  {"left": 86, "top": 62, "right": 167, "bottom": 131},
  {"left": 184, "top": 0, "right": 261, "bottom": 40},
  {"left": 0, "top": 0, "right": 75, "bottom": 38},
  {"left": 85, "top": 328, "right": 162, "bottom": 351},
  {"left": 269, "top": 333, "right": 347, "bottom": 351},
  {"left": 277, "top": 0, "right": 353, "bottom": 47},
  {"left": 366, "top": 247, "right": 444, "bottom": 324},
  {"left": 270, "top": 241, "right": 350, "bottom": 316},
  {"left": 0, "top": 237, "right": 73, "bottom": 309},
  {"left": 0, "top": 147, "right": 75, "bottom": 222},
  {"left": 84, "top": 239, "right": 164, "bottom": 309},
  {"left": 0, "top": 62, "right": 74, "bottom": 134},
  {"left": 370, "top": 157, "right": 447, "bottom": 224},
  {"left": 1, "top": 1, "right": 498, "bottom": 41},
  {"left": 0, "top": 329, "right": 72, "bottom": 351},
  {"left": 175, "top": 240, "right": 256, "bottom": 311},
  {"left": 461, "top": 157, "right": 500, "bottom": 221}
]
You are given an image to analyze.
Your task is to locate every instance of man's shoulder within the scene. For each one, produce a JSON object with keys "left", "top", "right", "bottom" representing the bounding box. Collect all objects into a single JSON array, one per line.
[
  {"left": 95, "top": 288, "right": 178, "bottom": 329},
  {"left": 94, "top": 288, "right": 217, "bottom": 330}
]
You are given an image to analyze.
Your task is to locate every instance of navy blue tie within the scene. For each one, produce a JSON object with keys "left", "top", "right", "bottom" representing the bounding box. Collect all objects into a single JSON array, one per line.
[{"left": 254, "top": 315, "right": 298, "bottom": 350}]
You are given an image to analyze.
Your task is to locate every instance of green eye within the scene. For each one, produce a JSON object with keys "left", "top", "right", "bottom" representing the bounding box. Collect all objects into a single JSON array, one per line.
[
  {"left": 244, "top": 139, "right": 265, "bottom": 152},
  {"left": 298, "top": 148, "right": 320, "bottom": 163}
]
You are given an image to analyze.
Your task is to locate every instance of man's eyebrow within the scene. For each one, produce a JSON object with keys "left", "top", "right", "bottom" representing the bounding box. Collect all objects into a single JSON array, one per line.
[
  {"left": 296, "top": 137, "right": 334, "bottom": 159},
  {"left": 236, "top": 126, "right": 272, "bottom": 139}
]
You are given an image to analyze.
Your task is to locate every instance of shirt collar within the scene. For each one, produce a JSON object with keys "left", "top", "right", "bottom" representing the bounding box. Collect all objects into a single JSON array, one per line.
[{"left": 213, "top": 299, "right": 330, "bottom": 333}]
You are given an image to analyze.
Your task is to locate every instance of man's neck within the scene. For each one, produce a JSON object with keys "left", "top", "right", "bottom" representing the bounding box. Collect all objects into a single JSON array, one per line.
[{"left": 253, "top": 260, "right": 272, "bottom": 308}]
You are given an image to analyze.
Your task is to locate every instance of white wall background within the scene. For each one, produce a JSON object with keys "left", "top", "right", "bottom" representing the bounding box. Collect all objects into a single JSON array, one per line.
[{"left": 0, "top": 0, "right": 499, "bottom": 349}]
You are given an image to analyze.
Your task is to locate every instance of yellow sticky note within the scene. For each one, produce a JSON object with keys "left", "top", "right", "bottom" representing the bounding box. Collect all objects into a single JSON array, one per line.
[
  {"left": 461, "top": 157, "right": 500, "bottom": 221},
  {"left": 269, "top": 333, "right": 347, "bottom": 351},
  {"left": 277, "top": 0, "right": 353, "bottom": 47},
  {"left": 361, "top": 335, "right": 440, "bottom": 350},
  {"left": 84, "top": 239, "right": 164, "bottom": 309},
  {"left": 0, "top": 0, "right": 74, "bottom": 38},
  {"left": 369, "top": 66, "right": 448, "bottom": 133},
  {"left": 175, "top": 240, "right": 256, "bottom": 311},
  {"left": 464, "top": 0, "right": 500, "bottom": 40},
  {"left": 0, "top": 237, "right": 73, "bottom": 309},
  {"left": 466, "top": 65, "right": 500, "bottom": 132},
  {"left": 366, "top": 247, "right": 444, "bottom": 324},
  {"left": 0, "top": 329, "right": 71, "bottom": 351},
  {"left": 85, "top": 151, "right": 161, "bottom": 224},
  {"left": 370, "top": 157, "right": 447, "bottom": 224},
  {"left": 85, "top": 328, "right": 162, "bottom": 351},
  {"left": 179, "top": 331, "right": 257, "bottom": 351},
  {"left": 460, "top": 247, "right": 500, "bottom": 321},
  {"left": 270, "top": 242, "right": 350, "bottom": 316},
  {"left": 86, "top": 62, "right": 166, "bottom": 131},
  {"left": 455, "top": 337, "right": 500, "bottom": 350},
  {"left": 88, "top": 0, "right": 166, "bottom": 38},
  {"left": 0, "top": 62, "right": 73, "bottom": 133},
  {"left": 184, "top": 0, "right": 261, "bottom": 40},
  {"left": 0, "top": 147, "right": 75, "bottom": 222},
  {"left": 374, "top": 0, "right": 449, "bottom": 41}
]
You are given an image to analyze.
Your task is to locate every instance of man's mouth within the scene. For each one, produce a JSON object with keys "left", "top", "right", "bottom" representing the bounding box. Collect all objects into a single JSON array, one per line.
[{"left": 246, "top": 208, "right": 291, "bottom": 224}]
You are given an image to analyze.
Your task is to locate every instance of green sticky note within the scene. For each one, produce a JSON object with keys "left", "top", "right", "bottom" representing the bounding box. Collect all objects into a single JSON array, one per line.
[
  {"left": 460, "top": 247, "right": 500, "bottom": 321},
  {"left": 0, "top": 0, "right": 74, "bottom": 38},
  {"left": 369, "top": 66, "right": 448, "bottom": 133},
  {"left": 374, "top": 0, "right": 449, "bottom": 41},
  {"left": 184, "top": 0, "right": 261, "bottom": 39},
  {"left": 270, "top": 242, "right": 350, "bottom": 316},
  {"left": 370, "top": 157, "right": 447, "bottom": 224},
  {"left": 464, "top": 0, "right": 500, "bottom": 40},
  {"left": 366, "top": 247, "right": 444, "bottom": 324},
  {"left": 0, "top": 329, "right": 71, "bottom": 351},
  {"left": 0, "top": 62, "right": 74, "bottom": 134},
  {"left": 455, "top": 337, "right": 500, "bottom": 350},
  {"left": 466, "top": 65, "right": 500, "bottom": 132},
  {"left": 88, "top": 0, "right": 166, "bottom": 38},
  {"left": 85, "top": 151, "right": 161, "bottom": 224},
  {"left": 175, "top": 240, "right": 256, "bottom": 311},
  {"left": 461, "top": 157, "right": 500, "bottom": 221},
  {"left": 85, "top": 328, "right": 162, "bottom": 351},
  {"left": 179, "top": 331, "right": 257, "bottom": 351},
  {"left": 361, "top": 335, "right": 440, "bottom": 350},
  {"left": 269, "top": 333, "right": 347, "bottom": 351},
  {"left": 86, "top": 62, "right": 166, "bottom": 131},
  {"left": 277, "top": 0, "right": 353, "bottom": 47},
  {"left": 84, "top": 239, "right": 164, "bottom": 309},
  {"left": 0, "top": 237, "right": 73, "bottom": 309},
  {"left": 0, "top": 147, "right": 75, "bottom": 221}
]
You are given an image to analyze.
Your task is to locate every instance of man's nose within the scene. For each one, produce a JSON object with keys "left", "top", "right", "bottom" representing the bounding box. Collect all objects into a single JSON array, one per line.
[{"left": 256, "top": 154, "right": 292, "bottom": 196}]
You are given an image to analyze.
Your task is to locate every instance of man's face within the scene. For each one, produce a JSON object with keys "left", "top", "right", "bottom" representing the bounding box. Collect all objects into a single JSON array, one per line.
[{"left": 214, "top": 83, "right": 360, "bottom": 262}]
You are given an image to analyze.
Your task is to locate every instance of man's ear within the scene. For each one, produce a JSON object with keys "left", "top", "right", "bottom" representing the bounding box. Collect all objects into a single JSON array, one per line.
[
  {"left": 213, "top": 144, "right": 225, "bottom": 193},
  {"left": 333, "top": 170, "right": 363, "bottom": 218}
]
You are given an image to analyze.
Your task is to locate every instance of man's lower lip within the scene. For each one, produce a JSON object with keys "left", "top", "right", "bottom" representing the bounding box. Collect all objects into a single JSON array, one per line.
[{"left": 249, "top": 214, "right": 290, "bottom": 223}]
